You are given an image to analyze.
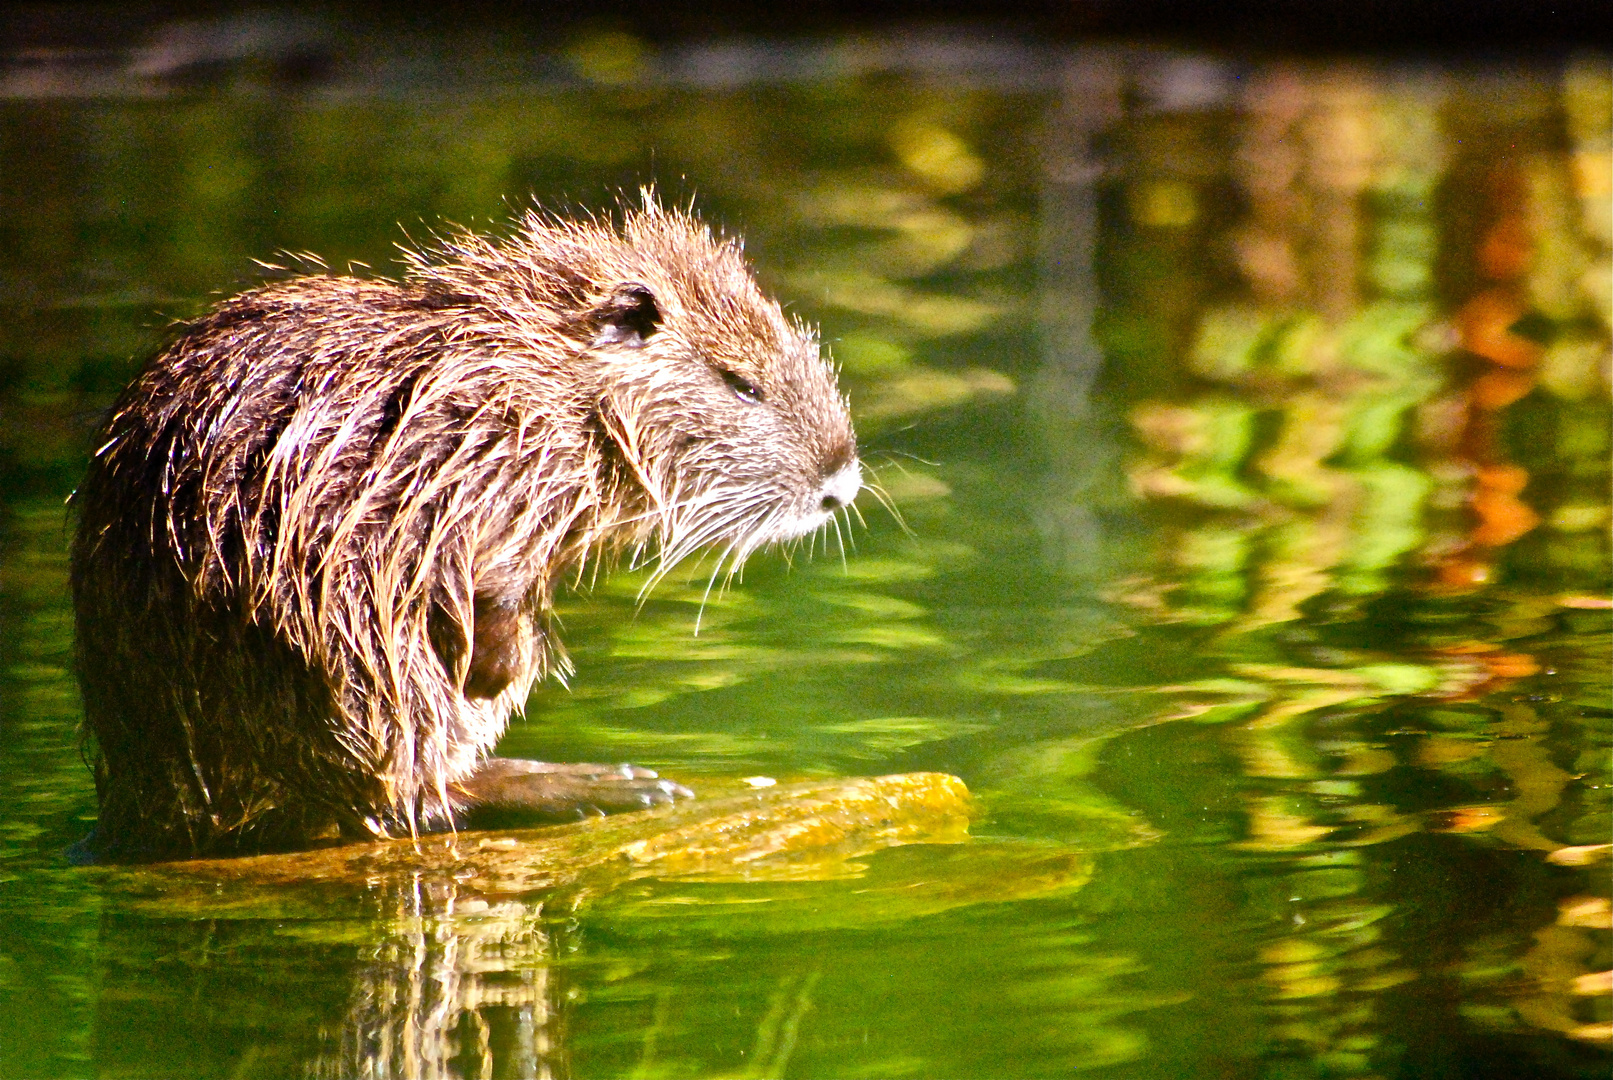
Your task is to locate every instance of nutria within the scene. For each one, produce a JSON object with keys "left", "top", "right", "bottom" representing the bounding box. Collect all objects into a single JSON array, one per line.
[{"left": 70, "top": 198, "right": 861, "bottom": 860}]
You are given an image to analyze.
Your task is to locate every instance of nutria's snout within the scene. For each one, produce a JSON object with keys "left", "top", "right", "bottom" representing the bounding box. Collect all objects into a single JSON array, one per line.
[
  {"left": 819, "top": 460, "right": 861, "bottom": 513},
  {"left": 69, "top": 195, "right": 862, "bottom": 859}
]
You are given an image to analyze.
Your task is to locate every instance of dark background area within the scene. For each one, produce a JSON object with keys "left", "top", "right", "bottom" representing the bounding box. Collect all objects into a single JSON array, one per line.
[{"left": 6, "top": 0, "right": 1612, "bottom": 55}]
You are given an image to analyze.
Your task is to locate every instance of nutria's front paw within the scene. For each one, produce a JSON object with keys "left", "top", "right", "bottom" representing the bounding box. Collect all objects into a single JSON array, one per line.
[{"left": 452, "top": 757, "right": 694, "bottom": 825}]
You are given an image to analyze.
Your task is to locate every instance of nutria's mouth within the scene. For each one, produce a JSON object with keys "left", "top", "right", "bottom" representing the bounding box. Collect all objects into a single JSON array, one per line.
[{"left": 766, "top": 459, "right": 862, "bottom": 546}]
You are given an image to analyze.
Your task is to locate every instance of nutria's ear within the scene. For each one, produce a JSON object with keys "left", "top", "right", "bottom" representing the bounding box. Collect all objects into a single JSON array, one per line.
[{"left": 593, "top": 282, "right": 662, "bottom": 347}]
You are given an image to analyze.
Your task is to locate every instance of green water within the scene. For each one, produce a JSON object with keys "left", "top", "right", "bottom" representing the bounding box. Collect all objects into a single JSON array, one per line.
[{"left": 1, "top": 36, "right": 1609, "bottom": 1079}]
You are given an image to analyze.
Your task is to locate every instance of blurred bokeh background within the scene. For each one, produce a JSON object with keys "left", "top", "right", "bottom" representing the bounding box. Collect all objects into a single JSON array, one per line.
[{"left": 1, "top": 5, "right": 1608, "bottom": 1079}]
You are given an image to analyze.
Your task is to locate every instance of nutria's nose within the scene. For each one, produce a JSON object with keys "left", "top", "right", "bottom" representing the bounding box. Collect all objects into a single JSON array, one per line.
[
  {"left": 822, "top": 438, "right": 854, "bottom": 476},
  {"left": 819, "top": 460, "right": 862, "bottom": 512}
]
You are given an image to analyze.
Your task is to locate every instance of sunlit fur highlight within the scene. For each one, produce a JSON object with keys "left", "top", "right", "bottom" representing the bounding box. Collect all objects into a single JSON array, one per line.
[{"left": 70, "top": 198, "right": 858, "bottom": 858}]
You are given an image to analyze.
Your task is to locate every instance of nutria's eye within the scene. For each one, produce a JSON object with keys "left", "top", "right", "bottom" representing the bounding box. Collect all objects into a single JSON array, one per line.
[
  {"left": 594, "top": 282, "right": 661, "bottom": 347},
  {"left": 719, "top": 368, "right": 764, "bottom": 405}
]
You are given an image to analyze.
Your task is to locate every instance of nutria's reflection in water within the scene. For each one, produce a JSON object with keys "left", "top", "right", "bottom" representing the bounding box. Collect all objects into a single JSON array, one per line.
[
  {"left": 92, "top": 773, "right": 1013, "bottom": 1079},
  {"left": 89, "top": 883, "right": 569, "bottom": 1080},
  {"left": 308, "top": 887, "right": 568, "bottom": 1080}
]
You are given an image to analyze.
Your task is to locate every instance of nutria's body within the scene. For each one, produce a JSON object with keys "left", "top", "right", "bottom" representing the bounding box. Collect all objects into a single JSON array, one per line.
[{"left": 71, "top": 201, "right": 860, "bottom": 860}]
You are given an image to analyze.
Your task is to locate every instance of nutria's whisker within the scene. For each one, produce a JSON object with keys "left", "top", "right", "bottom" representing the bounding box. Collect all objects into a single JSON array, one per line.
[
  {"left": 829, "top": 512, "right": 849, "bottom": 572},
  {"left": 843, "top": 503, "right": 860, "bottom": 551},
  {"left": 640, "top": 488, "right": 773, "bottom": 600},
  {"left": 870, "top": 448, "right": 941, "bottom": 468},
  {"left": 694, "top": 539, "right": 745, "bottom": 634},
  {"left": 862, "top": 474, "right": 913, "bottom": 539}
]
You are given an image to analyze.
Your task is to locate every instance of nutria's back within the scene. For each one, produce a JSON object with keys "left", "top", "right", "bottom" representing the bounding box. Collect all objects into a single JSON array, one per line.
[{"left": 71, "top": 200, "right": 860, "bottom": 859}]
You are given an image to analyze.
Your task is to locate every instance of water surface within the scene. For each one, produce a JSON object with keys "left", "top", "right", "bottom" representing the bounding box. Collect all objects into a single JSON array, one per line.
[{"left": 1, "top": 28, "right": 1609, "bottom": 1079}]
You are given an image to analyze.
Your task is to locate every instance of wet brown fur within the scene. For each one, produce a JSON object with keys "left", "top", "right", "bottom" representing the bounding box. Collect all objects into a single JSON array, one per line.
[{"left": 70, "top": 198, "right": 857, "bottom": 859}]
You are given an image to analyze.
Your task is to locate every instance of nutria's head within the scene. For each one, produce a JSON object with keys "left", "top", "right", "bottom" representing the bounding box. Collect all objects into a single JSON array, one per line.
[{"left": 410, "top": 198, "right": 860, "bottom": 580}]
